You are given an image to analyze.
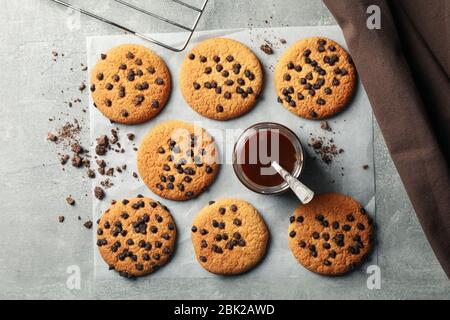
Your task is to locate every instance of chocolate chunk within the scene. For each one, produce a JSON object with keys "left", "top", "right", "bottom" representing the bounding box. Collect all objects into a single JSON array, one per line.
[
  {"left": 260, "top": 43, "right": 274, "bottom": 55},
  {"left": 94, "top": 186, "right": 105, "bottom": 200},
  {"left": 72, "top": 155, "right": 82, "bottom": 168}
]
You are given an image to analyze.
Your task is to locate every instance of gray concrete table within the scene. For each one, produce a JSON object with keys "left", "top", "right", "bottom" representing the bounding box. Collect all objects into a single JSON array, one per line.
[{"left": 0, "top": 0, "right": 448, "bottom": 299}]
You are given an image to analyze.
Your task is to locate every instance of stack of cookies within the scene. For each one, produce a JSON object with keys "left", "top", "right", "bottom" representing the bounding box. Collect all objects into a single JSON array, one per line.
[{"left": 90, "top": 37, "right": 371, "bottom": 279}]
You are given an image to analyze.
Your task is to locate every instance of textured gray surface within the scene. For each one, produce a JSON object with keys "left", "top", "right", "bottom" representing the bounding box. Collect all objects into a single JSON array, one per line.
[{"left": 0, "top": 0, "right": 448, "bottom": 300}]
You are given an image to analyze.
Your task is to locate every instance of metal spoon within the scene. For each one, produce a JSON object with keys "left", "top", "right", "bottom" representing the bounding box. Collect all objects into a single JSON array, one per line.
[{"left": 271, "top": 161, "right": 314, "bottom": 204}]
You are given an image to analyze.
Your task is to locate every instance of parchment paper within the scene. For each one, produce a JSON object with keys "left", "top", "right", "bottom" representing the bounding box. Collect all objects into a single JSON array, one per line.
[{"left": 87, "top": 26, "right": 375, "bottom": 279}]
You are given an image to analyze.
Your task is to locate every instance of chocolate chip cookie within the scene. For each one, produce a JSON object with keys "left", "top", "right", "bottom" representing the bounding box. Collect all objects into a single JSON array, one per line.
[
  {"left": 90, "top": 44, "right": 171, "bottom": 124},
  {"left": 288, "top": 193, "right": 373, "bottom": 276},
  {"left": 137, "top": 120, "right": 220, "bottom": 201},
  {"left": 191, "top": 199, "right": 269, "bottom": 275},
  {"left": 96, "top": 196, "right": 177, "bottom": 278},
  {"left": 180, "top": 38, "right": 263, "bottom": 120},
  {"left": 275, "top": 37, "right": 356, "bottom": 119}
]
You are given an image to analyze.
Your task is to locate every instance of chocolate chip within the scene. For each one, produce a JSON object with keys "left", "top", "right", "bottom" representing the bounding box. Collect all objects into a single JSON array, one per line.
[
  {"left": 309, "top": 110, "right": 318, "bottom": 118},
  {"left": 199, "top": 256, "right": 207, "bottom": 262},
  {"left": 343, "top": 224, "right": 351, "bottom": 231},
  {"left": 152, "top": 100, "right": 160, "bottom": 109},
  {"left": 222, "top": 70, "right": 230, "bottom": 78},
  {"left": 188, "top": 53, "right": 195, "bottom": 60},
  {"left": 90, "top": 84, "right": 96, "bottom": 92},
  {"left": 155, "top": 78, "right": 164, "bottom": 85},
  {"left": 191, "top": 226, "right": 198, "bottom": 233},
  {"left": 104, "top": 99, "right": 112, "bottom": 107},
  {"left": 204, "top": 67, "right": 212, "bottom": 74},
  {"left": 121, "top": 110, "right": 129, "bottom": 118},
  {"left": 213, "top": 55, "right": 220, "bottom": 63},
  {"left": 225, "top": 79, "right": 234, "bottom": 86},
  {"left": 289, "top": 216, "right": 295, "bottom": 223},
  {"left": 289, "top": 231, "right": 296, "bottom": 238},
  {"left": 224, "top": 92, "right": 232, "bottom": 99},
  {"left": 135, "top": 58, "right": 142, "bottom": 66},
  {"left": 96, "top": 73, "right": 104, "bottom": 81},
  {"left": 200, "top": 56, "right": 207, "bottom": 63},
  {"left": 323, "top": 260, "right": 332, "bottom": 266},
  {"left": 328, "top": 45, "right": 336, "bottom": 52},
  {"left": 184, "top": 176, "right": 192, "bottom": 183},
  {"left": 317, "top": 98, "right": 326, "bottom": 105},
  {"left": 296, "top": 216, "right": 304, "bottom": 223},
  {"left": 322, "top": 233, "right": 330, "bottom": 241},
  {"left": 147, "top": 67, "right": 155, "bottom": 74},
  {"left": 357, "top": 223, "right": 365, "bottom": 230},
  {"left": 215, "top": 234, "right": 223, "bottom": 241},
  {"left": 309, "top": 89, "right": 316, "bottom": 96},
  {"left": 329, "top": 250, "right": 337, "bottom": 258},
  {"left": 303, "top": 49, "right": 311, "bottom": 57},
  {"left": 233, "top": 219, "right": 242, "bottom": 226},
  {"left": 332, "top": 221, "right": 340, "bottom": 229},
  {"left": 312, "top": 232, "right": 320, "bottom": 239},
  {"left": 284, "top": 73, "right": 291, "bottom": 81},
  {"left": 332, "top": 78, "right": 340, "bottom": 86}
]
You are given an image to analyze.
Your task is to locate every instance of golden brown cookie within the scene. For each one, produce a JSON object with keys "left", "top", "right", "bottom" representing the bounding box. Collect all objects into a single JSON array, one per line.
[
  {"left": 180, "top": 38, "right": 263, "bottom": 120},
  {"left": 96, "top": 196, "right": 177, "bottom": 279},
  {"left": 275, "top": 37, "right": 356, "bottom": 119},
  {"left": 288, "top": 193, "right": 373, "bottom": 276},
  {"left": 90, "top": 44, "right": 171, "bottom": 124},
  {"left": 191, "top": 199, "right": 269, "bottom": 275},
  {"left": 137, "top": 120, "right": 219, "bottom": 201}
]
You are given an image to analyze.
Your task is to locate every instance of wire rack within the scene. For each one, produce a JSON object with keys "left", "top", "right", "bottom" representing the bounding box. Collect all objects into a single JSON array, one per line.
[{"left": 50, "top": 0, "right": 209, "bottom": 52}]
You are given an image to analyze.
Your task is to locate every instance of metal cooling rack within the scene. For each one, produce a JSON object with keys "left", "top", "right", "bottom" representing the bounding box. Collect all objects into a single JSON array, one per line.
[{"left": 50, "top": 0, "right": 209, "bottom": 52}]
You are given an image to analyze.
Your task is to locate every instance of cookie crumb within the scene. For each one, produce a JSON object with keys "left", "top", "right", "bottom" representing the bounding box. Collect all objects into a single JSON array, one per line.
[
  {"left": 66, "top": 196, "right": 75, "bottom": 206},
  {"left": 320, "top": 121, "right": 332, "bottom": 132},
  {"left": 280, "top": 38, "right": 287, "bottom": 44},
  {"left": 47, "top": 133, "right": 58, "bottom": 142},
  {"left": 127, "top": 133, "right": 135, "bottom": 141},
  {"left": 58, "top": 216, "right": 65, "bottom": 223},
  {"left": 363, "top": 164, "right": 369, "bottom": 170}
]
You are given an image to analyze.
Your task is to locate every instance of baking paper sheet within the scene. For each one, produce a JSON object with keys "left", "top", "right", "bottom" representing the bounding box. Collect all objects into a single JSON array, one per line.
[{"left": 88, "top": 26, "right": 375, "bottom": 279}]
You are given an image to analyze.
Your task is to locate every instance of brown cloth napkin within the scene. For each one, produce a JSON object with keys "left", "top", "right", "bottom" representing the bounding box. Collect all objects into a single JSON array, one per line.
[{"left": 323, "top": 0, "right": 450, "bottom": 277}]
